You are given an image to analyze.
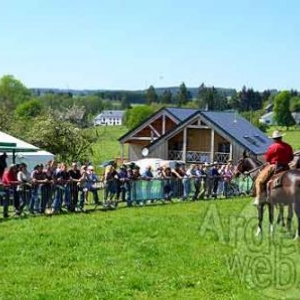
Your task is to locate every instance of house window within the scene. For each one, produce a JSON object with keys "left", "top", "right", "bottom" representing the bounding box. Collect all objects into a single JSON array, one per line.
[
  {"left": 254, "top": 135, "right": 266, "bottom": 144},
  {"left": 244, "top": 136, "right": 258, "bottom": 147},
  {"left": 218, "top": 142, "right": 230, "bottom": 153}
]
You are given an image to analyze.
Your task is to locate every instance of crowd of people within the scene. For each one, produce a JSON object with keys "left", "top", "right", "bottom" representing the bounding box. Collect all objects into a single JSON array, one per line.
[{"left": 0, "top": 154, "right": 238, "bottom": 218}]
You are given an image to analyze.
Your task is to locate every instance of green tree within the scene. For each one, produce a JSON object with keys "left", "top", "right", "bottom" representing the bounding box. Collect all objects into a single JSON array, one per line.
[
  {"left": 49, "top": 105, "right": 88, "bottom": 127},
  {"left": 16, "top": 99, "right": 43, "bottom": 119},
  {"left": 120, "top": 95, "right": 131, "bottom": 109},
  {"left": 146, "top": 85, "right": 158, "bottom": 105},
  {"left": 197, "top": 85, "right": 227, "bottom": 111},
  {"left": 273, "top": 91, "right": 295, "bottom": 129},
  {"left": 176, "top": 82, "right": 191, "bottom": 107},
  {"left": 160, "top": 89, "right": 172, "bottom": 104},
  {"left": 290, "top": 96, "right": 300, "bottom": 112},
  {"left": 125, "top": 105, "right": 155, "bottom": 129},
  {"left": 28, "top": 116, "right": 94, "bottom": 163},
  {"left": 0, "top": 104, "right": 13, "bottom": 131},
  {"left": 0, "top": 75, "right": 31, "bottom": 109}
]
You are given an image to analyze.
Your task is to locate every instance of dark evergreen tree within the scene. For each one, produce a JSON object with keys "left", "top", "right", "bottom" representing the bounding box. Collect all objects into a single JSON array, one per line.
[
  {"left": 146, "top": 85, "right": 158, "bottom": 105},
  {"left": 176, "top": 82, "right": 191, "bottom": 107},
  {"left": 160, "top": 89, "right": 172, "bottom": 104}
]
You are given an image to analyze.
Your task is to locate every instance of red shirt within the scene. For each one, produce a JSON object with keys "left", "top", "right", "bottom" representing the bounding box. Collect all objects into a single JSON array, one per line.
[
  {"left": 265, "top": 140, "right": 293, "bottom": 165},
  {"left": 2, "top": 170, "right": 18, "bottom": 185}
]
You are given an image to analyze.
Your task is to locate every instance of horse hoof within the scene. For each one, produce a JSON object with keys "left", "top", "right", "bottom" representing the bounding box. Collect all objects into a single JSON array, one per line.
[{"left": 255, "top": 228, "right": 262, "bottom": 237}]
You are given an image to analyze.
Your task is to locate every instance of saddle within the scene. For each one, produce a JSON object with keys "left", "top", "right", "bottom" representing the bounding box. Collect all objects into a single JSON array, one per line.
[{"left": 267, "top": 170, "right": 288, "bottom": 191}]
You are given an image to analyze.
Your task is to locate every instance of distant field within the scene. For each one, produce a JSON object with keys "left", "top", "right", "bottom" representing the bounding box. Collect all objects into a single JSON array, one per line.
[
  {"left": 90, "top": 125, "right": 128, "bottom": 167},
  {"left": 267, "top": 127, "right": 300, "bottom": 150}
]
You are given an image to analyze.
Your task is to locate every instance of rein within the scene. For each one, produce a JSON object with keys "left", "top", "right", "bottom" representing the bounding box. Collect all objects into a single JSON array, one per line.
[{"left": 243, "top": 163, "right": 266, "bottom": 176}]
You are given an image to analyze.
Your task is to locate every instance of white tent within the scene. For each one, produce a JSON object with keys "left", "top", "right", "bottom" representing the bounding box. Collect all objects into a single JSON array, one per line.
[
  {"left": 0, "top": 131, "right": 39, "bottom": 152},
  {"left": 6, "top": 150, "right": 54, "bottom": 172},
  {"left": 0, "top": 131, "right": 54, "bottom": 172}
]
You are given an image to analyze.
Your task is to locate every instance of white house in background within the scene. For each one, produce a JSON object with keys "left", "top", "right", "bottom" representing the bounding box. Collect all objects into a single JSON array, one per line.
[
  {"left": 259, "top": 111, "right": 275, "bottom": 125},
  {"left": 94, "top": 110, "right": 125, "bottom": 126},
  {"left": 259, "top": 111, "right": 300, "bottom": 125}
]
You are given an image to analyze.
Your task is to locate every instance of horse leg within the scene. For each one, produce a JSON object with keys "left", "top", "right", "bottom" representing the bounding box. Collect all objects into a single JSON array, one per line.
[
  {"left": 287, "top": 203, "right": 293, "bottom": 233},
  {"left": 256, "top": 203, "right": 264, "bottom": 236},
  {"left": 294, "top": 216, "right": 300, "bottom": 240},
  {"left": 268, "top": 203, "right": 274, "bottom": 235},
  {"left": 276, "top": 204, "right": 285, "bottom": 227},
  {"left": 293, "top": 203, "right": 300, "bottom": 240}
]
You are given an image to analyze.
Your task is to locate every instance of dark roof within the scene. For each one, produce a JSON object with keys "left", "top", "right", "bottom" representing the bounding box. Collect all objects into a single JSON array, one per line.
[
  {"left": 94, "top": 110, "right": 124, "bottom": 120},
  {"left": 165, "top": 107, "right": 197, "bottom": 121},
  {"left": 201, "top": 111, "right": 272, "bottom": 155},
  {"left": 147, "top": 109, "right": 271, "bottom": 155}
]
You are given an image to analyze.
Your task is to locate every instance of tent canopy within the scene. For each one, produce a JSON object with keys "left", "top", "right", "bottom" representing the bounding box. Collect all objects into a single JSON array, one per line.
[
  {"left": 0, "top": 131, "right": 39, "bottom": 153},
  {"left": 6, "top": 150, "right": 55, "bottom": 172}
]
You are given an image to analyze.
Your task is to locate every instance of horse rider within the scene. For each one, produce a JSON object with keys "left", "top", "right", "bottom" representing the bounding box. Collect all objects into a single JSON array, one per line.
[{"left": 254, "top": 130, "right": 294, "bottom": 206}]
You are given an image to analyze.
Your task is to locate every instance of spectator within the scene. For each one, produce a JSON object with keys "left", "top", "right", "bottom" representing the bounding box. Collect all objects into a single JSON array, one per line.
[
  {"left": 85, "top": 165, "right": 100, "bottom": 206},
  {"left": 2, "top": 164, "right": 21, "bottom": 215},
  {"left": 117, "top": 164, "right": 130, "bottom": 203},
  {"left": 142, "top": 165, "right": 154, "bottom": 179},
  {"left": 52, "top": 163, "right": 70, "bottom": 213},
  {"left": 206, "top": 162, "right": 220, "bottom": 199},
  {"left": 31, "top": 164, "right": 49, "bottom": 214},
  {"left": 78, "top": 165, "right": 89, "bottom": 211},
  {"left": 191, "top": 164, "right": 206, "bottom": 200},
  {"left": 68, "top": 162, "right": 81, "bottom": 212},
  {"left": 161, "top": 166, "right": 175, "bottom": 201},
  {"left": 103, "top": 164, "right": 119, "bottom": 207},
  {"left": 0, "top": 152, "right": 8, "bottom": 180},
  {"left": 223, "top": 160, "right": 234, "bottom": 198},
  {"left": 17, "top": 163, "right": 32, "bottom": 212}
]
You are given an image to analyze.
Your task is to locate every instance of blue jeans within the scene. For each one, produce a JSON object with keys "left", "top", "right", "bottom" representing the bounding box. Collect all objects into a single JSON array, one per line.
[{"left": 182, "top": 178, "right": 190, "bottom": 199}]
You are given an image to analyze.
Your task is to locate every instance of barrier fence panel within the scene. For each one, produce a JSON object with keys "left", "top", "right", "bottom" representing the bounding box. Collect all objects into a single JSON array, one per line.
[{"left": 0, "top": 175, "right": 253, "bottom": 218}]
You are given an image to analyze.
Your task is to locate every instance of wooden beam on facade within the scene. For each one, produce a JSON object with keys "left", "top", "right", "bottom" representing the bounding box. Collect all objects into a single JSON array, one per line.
[
  {"left": 210, "top": 129, "right": 215, "bottom": 162},
  {"left": 128, "top": 137, "right": 158, "bottom": 141},
  {"left": 149, "top": 124, "right": 161, "bottom": 137},
  {"left": 187, "top": 125, "right": 210, "bottom": 129},
  {"left": 183, "top": 128, "right": 187, "bottom": 163}
]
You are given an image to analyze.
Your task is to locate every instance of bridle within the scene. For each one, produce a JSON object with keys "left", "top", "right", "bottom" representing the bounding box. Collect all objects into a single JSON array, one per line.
[{"left": 236, "top": 157, "right": 265, "bottom": 181}]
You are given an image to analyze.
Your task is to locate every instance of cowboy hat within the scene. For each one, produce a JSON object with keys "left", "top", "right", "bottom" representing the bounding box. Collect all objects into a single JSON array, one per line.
[{"left": 269, "top": 130, "right": 285, "bottom": 139}]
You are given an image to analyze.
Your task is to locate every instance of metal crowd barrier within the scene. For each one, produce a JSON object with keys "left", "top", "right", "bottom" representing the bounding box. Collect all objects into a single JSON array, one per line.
[{"left": 0, "top": 175, "right": 253, "bottom": 218}]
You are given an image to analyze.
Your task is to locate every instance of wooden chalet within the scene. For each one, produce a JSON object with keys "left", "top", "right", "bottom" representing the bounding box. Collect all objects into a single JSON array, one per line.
[{"left": 119, "top": 107, "right": 272, "bottom": 164}]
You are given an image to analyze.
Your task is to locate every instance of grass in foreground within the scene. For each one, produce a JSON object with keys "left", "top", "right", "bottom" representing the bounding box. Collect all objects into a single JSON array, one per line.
[{"left": 1, "top": 198, "right": 300, "bottom": 299}]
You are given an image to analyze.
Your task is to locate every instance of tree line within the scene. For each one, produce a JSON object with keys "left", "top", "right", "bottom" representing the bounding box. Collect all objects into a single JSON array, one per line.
[{"left": 1, "top": 74, "right": 300, "bottom": 163}]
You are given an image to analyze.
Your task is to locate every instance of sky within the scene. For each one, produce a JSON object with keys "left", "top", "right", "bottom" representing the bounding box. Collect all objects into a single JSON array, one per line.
[{"left": 0, "top": 0, "right": 300, "bottom": 91}]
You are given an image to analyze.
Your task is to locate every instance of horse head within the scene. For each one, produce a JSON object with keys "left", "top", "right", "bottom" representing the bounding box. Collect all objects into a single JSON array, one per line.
[{"left": 235, "top": 152, "right": 262, "bottom": 177}]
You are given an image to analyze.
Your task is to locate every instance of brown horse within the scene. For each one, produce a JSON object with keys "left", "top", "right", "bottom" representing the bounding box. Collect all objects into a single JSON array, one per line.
[{"left": 235, "top": 151, "right": 300, "bottom": 238}]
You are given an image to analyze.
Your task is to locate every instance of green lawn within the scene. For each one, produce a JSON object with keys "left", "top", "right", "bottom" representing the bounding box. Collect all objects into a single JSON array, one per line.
[
  {"left": 1, "top": 198, "right": 300, "bottom": 299},
  {"left": 267, "top": 126, "right": 300, "bottom": 150},
  {"left": 91, "top": 125, "right": 128, "bottom": 167}
]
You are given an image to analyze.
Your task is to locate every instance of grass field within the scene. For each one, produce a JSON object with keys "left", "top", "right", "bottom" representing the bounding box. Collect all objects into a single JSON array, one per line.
[
  {"left": 91, "top": 126, "right": 128, "bottom": 167},
  {"left": 1, "top": 198, "right": 300, "bottom": 299}
]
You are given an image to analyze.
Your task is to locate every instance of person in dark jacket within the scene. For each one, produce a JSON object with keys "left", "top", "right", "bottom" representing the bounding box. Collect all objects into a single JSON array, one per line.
[{"left": 0, "top": 152, "right": 8, "bottom": 180}]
